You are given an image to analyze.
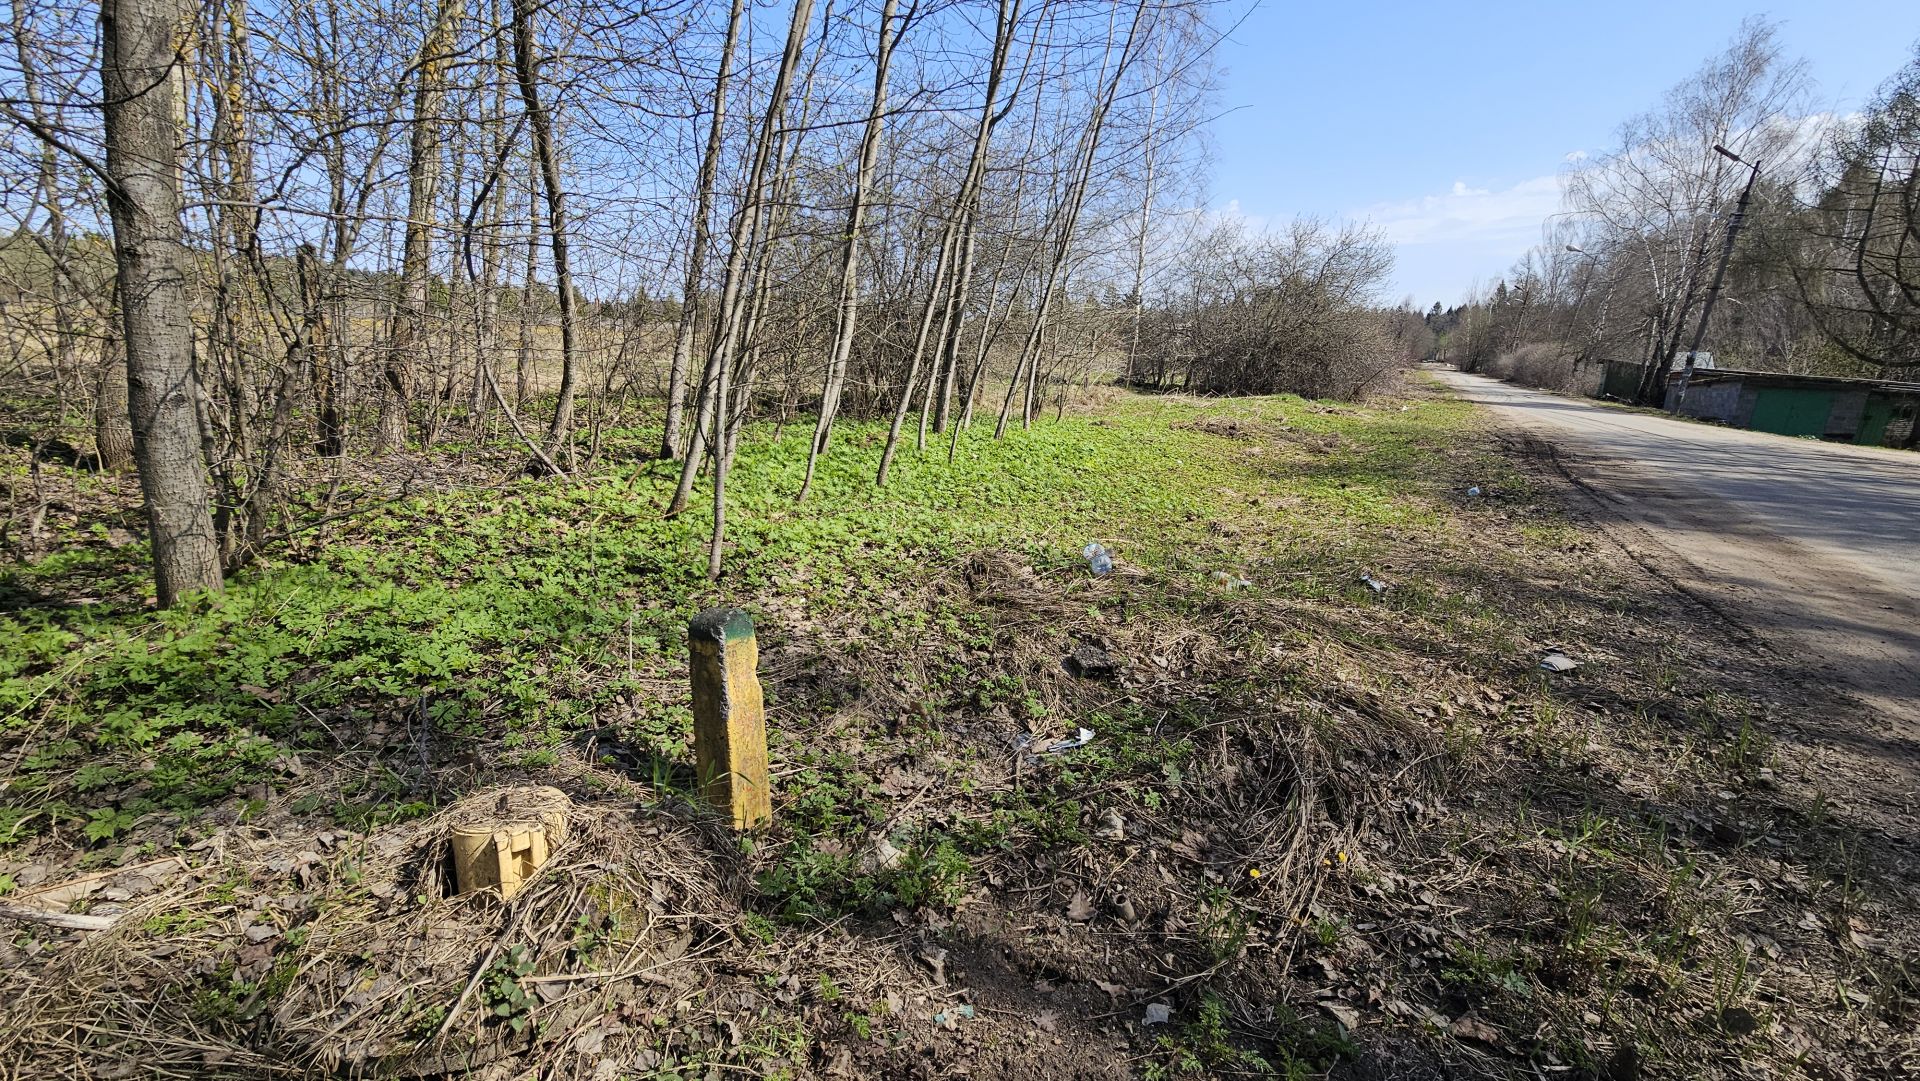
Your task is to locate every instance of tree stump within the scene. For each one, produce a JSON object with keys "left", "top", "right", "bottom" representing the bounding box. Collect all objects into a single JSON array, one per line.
[{"left": 449, "top": 786, "right": 571, "bottom": 900}]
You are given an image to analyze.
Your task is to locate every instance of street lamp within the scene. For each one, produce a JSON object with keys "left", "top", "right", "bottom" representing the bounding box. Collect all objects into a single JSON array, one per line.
[{"left": 1671, "top": 144, "right": 1761, "bottom": 412}]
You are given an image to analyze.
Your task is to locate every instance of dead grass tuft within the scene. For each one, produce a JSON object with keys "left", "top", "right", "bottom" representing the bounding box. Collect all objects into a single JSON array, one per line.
[{"left": 1, "top": 787, "right": 748, "bottom": 1078}]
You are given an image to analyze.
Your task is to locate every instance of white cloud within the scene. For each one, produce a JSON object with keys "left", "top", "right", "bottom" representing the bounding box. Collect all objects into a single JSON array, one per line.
[
  {"left": 1209, "top": 197, "right": 1270, "bottom": 236},
  {"left": 1354, "top": 173, "right": 1565, "bottom": 248},
  {"left": 1346, "top": 173, "right": 1572, "bottom": 305}
]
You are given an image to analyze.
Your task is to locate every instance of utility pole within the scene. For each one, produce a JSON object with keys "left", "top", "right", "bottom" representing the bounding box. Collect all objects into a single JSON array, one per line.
[{"left": 1671, "top": 144, "right": 1759, "bottom": 413}]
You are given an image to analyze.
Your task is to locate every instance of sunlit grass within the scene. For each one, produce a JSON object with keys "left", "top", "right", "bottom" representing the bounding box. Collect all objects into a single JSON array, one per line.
[{"left": 0, "top": 388, "right": 1485, "bottom": 845}]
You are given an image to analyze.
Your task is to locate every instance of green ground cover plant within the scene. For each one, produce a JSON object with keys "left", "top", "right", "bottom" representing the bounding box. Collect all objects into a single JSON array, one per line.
[
  {"left": 6, "top": 383, "right": 1913, "bottom": 1080},
  {"left": 0, "top": 391, "right": 1482, "bottom": 849}
]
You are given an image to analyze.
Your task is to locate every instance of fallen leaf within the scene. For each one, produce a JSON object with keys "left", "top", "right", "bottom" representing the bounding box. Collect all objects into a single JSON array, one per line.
[
  {"left": 1850, "top": 929, "right": 1887, "bottom": 952},
  {"left": 1450, "top": 1015, "right": 1501, "bottom": 1045},
  {"left": 877, "top": 767, "right": 925, "bottom": 797},
  {"left": 1066, "top": 890, "right": 1095, "bottom": 922},
  {"left": 1320, "top": 1001, "right": 1361, "bottom": 1030},
  {"left": 917, "top": 944, "right": 948, "bottom": 985},
  {"left": 572, "top": 1024, "right": 617, "bottom": 1054}
]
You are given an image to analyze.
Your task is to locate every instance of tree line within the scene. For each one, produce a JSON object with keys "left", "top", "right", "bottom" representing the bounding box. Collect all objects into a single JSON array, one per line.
[
  {"left": 1430, "top": 21, "right": 1919, "bottom": 402},
  {"left": 1, "top": 0, "right": 1431, "bottom": 605}
]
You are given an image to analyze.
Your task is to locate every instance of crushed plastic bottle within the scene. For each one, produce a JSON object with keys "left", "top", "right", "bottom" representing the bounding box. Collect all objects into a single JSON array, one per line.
[
  {"left": 1083, "top": 542, "right": 1113, "bottom": 576},
  {"left": 1538, "top": 650, "right": 1581, "bottom": 673},
  {"left": 1044, "top": 727, "right": 1096, "bottom": 753},
  {"left": 1466, "top": 486, "right": 1483, "bottom": 497}
]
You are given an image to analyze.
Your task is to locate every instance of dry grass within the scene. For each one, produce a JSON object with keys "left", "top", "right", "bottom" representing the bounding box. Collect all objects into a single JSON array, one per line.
[{"left": 1, "top": 783, "right": 765, "bottom": 1078}]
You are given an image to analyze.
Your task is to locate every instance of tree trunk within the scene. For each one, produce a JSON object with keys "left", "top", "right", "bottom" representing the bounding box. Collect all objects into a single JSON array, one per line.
[
  {"left": 704, "top": 0, "right": 820, "bottom": 575},
  {"left": 660, "top": 0, "right": 744, "bottom": 463},
  {"left": 798, "top": 0, "right": 903, "bottom": 500},
  {"left": 517, "top": 168, "right": 538, "bottom": 406},
  {"left": 934, "top": 0, "right": 1031, "bottom": 435},
  {"left": 1128, "top": 73, "right": 1161, "bottom": 388},
  {"left": 875, "top": 220, "right": 961, "bottom": 486},
  {"left": 471, "top": 0, "right": 510, "bottom": 422},
  {"left": 93, "top": 326, "right": 133, "bottom": 472},
  {"left": 952, "top": 82, "right": 1049, "bottom": 447},
  {"left": 378, "top": 0, "right": 464, "bottom": 454},
  {"left": 666, "top": 0, "right": 815, "bottom": 522},
  {"left": 997, "top": 0, "right": 1147, "bottom": 439},
  {"left": 9, "top": 2, "right": 86, "bottom": 412},
  {"left": 877, "top": 0, "right": 1020, "bottom": 484},
  {"left": 100, "top": 0, "right": 224, "bottom": 605},
  {"left": 510, "top": 0, "right": 578, "bottom": 462}
]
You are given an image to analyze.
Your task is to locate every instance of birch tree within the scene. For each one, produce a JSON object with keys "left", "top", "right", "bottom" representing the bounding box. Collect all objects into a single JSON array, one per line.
[
  {"left": 797, "top": 0, "right": 908, "bottom": 500},
  {"left": 1565, "top": 19, "right": 1809, "bottom": 401},
  {"left": 510, "top": 0, "right": 580, "bottom": 461},
  {"left": 663, "top": 0, "right": 815, "bottom": 577},
  {"left": 377, "top": 0, "right": 465, "bottom": 453},
  {"left": 876, "top": 0, "right": 1023, "bottom": 486}
]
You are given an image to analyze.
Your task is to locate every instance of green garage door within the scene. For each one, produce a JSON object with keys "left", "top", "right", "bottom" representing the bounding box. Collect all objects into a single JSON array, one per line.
[
  {"left": 1602, "top": 363, "right": 1642, "bottom": 400},
  {"left": 1857, "top": 396, "right": 1894, "bottom": 446},
  {"left": 1749, "top": 388, "right": 1835, "bottom": 437}
]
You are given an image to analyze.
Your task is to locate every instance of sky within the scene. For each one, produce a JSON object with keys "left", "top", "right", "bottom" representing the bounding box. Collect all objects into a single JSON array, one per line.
[{"left": 1207, "top": 1, "right": 1920, "bottom": 310}]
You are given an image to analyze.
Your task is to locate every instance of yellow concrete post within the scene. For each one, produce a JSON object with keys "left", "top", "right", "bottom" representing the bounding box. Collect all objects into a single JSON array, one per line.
[{"left": 688, "top": 608, "right": 772, "bottom": 828}]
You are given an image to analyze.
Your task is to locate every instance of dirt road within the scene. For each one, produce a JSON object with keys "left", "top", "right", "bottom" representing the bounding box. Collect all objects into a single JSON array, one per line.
[{"left": 1435, "top": 368, "right": 1920, "bottom": 733}]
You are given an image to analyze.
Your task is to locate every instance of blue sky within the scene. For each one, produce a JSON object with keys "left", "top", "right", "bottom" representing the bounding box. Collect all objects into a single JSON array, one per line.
[{"left": 1207, "top": 1, "right": 1920, "bottom": 308}]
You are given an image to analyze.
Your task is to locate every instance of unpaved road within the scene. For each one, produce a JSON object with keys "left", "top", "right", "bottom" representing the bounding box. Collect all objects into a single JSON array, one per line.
[{"left": 1434, "top": 368, "right": 1920, "bottom": 733}]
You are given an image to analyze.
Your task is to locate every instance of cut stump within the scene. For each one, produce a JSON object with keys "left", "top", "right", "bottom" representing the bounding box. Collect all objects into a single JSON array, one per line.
[{"left": 449, "top": 786, "right": 571, "bottom": 900}]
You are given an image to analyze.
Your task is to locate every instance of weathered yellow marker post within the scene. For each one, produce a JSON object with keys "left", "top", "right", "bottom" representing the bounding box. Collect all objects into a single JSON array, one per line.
[{"left": 688, "top": 608, "right": 772, "bottom": 828}]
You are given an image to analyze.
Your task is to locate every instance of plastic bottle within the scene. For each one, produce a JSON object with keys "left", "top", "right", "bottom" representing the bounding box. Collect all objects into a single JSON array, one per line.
[{"left": 1083, "top": 542, "right": 1113, "bottom": 576}]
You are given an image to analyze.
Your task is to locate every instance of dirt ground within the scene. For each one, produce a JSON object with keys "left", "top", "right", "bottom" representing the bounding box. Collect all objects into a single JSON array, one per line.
[
  {"left": 4, "top": 386, "right": 1918, "bottom": 1080},
  {"left": 1522, "top": 429, "right": 1920, "bottom": 836},
  {"left": 1435, "top": 368, "right": 1920, "bottom": 739}
]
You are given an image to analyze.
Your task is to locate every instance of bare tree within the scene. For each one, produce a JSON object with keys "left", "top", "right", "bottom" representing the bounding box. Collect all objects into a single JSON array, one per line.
[
  {"left": 877, "top": 0, "right": 1024, "bottom": 485},
  {"left": 1564, "top": 19, "right": 1810, "bottom": 401},
  {"left": 663, "top": 0, "right": 815, "bottom": 577},
  {"left": 510, "top": 0, "right": 579, "bottom": 461},
  {"left": 100, "top": 0, "right": 224, "bottom": 604},
  {"left": 1795, "top": 47, "right": 1920, "bottom": 369},
  {"left": 375, "top": 0, "right": 464, "bottom": 454},
  {"left": 659, "top": 0, "right": 745, "bottom": 463},
  {"left": 996, "top": 0, "right": 1151, "bottom": 438},
  {"left": 797, "top": 0, "right": 907, "bottom": 501}
]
